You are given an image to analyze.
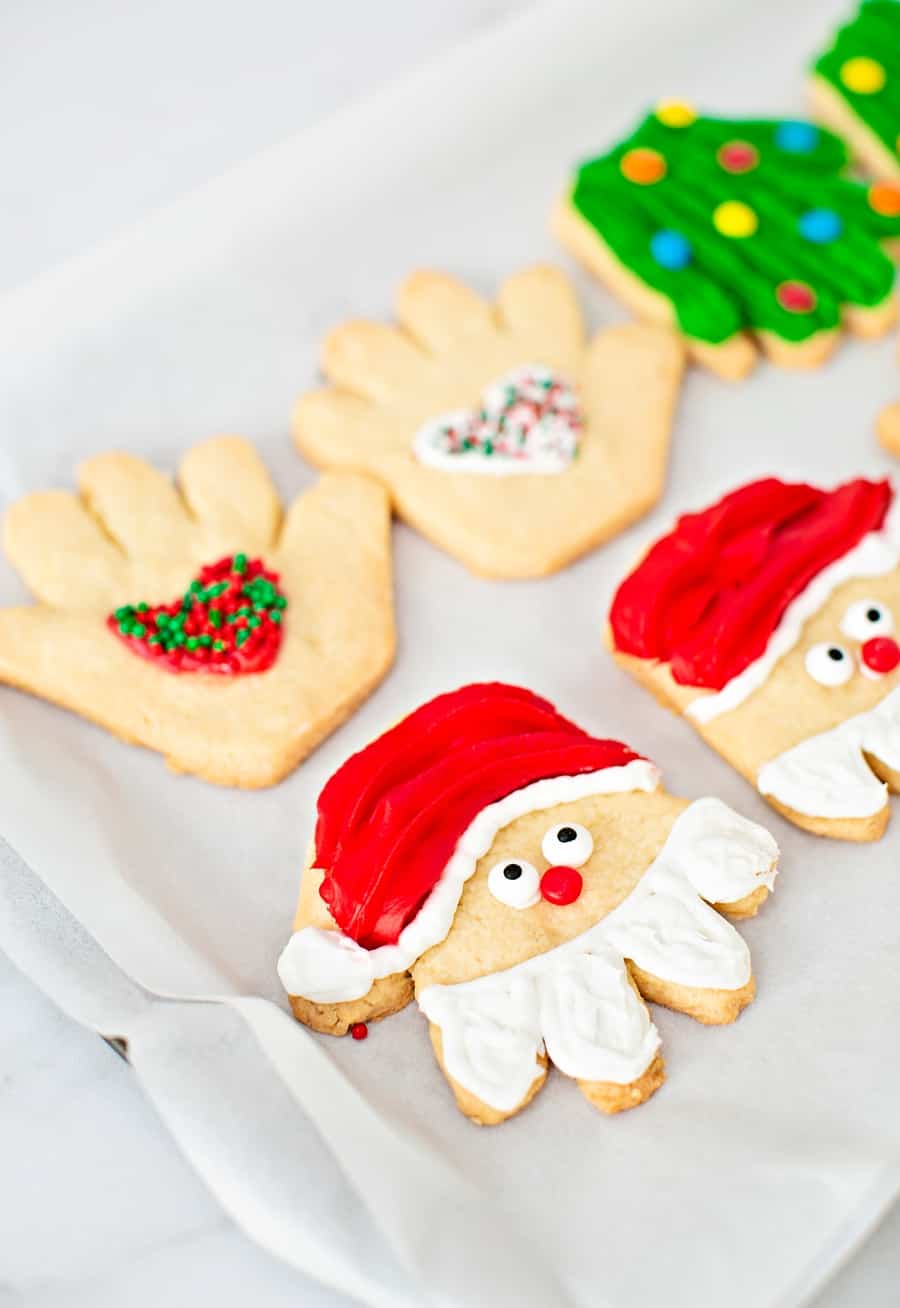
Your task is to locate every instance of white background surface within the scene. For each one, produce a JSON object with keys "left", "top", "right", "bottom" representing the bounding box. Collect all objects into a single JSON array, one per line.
[{"left": 2, "top": 1, "right": 900, "bottom": 1305}]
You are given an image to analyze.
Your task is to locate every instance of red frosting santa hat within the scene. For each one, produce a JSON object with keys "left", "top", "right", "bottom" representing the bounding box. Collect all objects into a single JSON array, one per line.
[
  {"left": 610, "top": 477, "right": 900, "bottom": 722},
  {"left": 278, "top": 683, "right": 660, "bottom": 1003}
]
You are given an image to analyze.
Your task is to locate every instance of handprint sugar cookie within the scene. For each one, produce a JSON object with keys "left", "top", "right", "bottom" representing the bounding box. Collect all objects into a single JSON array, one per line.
[
  {"left": 553, "top": 104, "right": 900, "bottom": 380},
  {"left": 609, "top": 477, "right": 900, "bottom": 840},
  {"left": 278, "top": 684, "right": 779, "bottom": 1125},
  {"left": 811, "top": 2, "right": 900, "bottom": 183},
  {"left": 0, "top": 438, "right": 394, "bottom": 786},
  {"left": 293, "top": 265, "right": 684, "bottom": 578}
]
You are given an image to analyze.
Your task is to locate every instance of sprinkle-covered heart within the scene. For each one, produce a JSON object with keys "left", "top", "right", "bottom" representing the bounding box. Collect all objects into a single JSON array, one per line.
[
  {"left": 108, "top": 554, "right": 287, "bottom": 675},
  {"left": 412, "top": 365, "right": 582, "bottom": 475}
]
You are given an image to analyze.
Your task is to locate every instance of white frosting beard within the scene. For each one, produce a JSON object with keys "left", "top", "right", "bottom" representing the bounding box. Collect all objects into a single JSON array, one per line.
[
  {"left": 757, "top": 685, "right": 900, "bottom": 819},
  {"left": 417, "top": 798, "right": 778, "bottom": 1114},
  {"left": 277, "top": 760, "right": 660, "bottom": 1004}
]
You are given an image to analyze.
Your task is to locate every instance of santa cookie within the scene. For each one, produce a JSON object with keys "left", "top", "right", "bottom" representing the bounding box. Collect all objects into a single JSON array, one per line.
[
  {"left": 609, "top": 476, "right": 900, "bottom": 840},
  {"left": 292, "top": 265, "right": 684, "bottom": 579},
  {"left": 0, "top": 437, "right": 394, "bottom": 787},
  {"left": 278, "top": 683, "right": 779, "bottom": 1125},
  {"left": 811, "top": 2, "right": 900, "bottom": 184},
  {"left": 553, "top": 103, "right": 900, "bottom": 380}
]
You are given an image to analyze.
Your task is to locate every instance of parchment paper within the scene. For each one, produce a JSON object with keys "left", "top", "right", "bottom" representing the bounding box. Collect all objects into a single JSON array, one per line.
[{"left": 1, "top": 1, "right": 899, "bottom": 1305}]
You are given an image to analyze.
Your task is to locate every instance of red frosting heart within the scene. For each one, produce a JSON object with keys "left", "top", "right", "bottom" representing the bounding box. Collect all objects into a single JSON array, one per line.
[{"left": 108, "top": 553, "right": 286, "bottom": 675}]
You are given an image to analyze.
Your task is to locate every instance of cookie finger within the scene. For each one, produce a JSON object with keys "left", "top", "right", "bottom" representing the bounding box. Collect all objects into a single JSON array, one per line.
[
  {"left": 179, "top": 436, "right": 281, "bottom": 556},
  {"left": 496, "top": 263, "right": 585, "bottom": 367},
  {"left": 78, "top": 451, "right": 192, "bottom": 562},
  {"left": 395, "top": 270, "right": 498, "bottom": 355},
  {"left": 321, "top": 320, "right": 434, "bottom": 409},
  {"left": 3, "top": 490, "right": 127, "bottom": 611}
]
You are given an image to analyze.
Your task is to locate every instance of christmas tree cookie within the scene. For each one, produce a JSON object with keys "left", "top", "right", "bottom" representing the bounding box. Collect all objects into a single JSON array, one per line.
[
  {"left": 278, "top": 683, "right": 779, "bottom": 1125},
  {"left": 293, "top": 265, "right": 684, "bottom": 578},
  {"left": 811, "top": 1, "right": 900, "bottom": 183},
  {"left": 553, "top": 103, "right": 900, "bottom": 380},
  {"left": 609, "top": 476, "right": 900, "bottom": 840},
  {"left": 0, "top": 437, "right": 394, "bottom": 787}
]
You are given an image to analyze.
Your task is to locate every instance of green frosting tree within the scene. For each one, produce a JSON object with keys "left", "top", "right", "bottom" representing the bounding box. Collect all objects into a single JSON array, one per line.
[
  {"left": 813, "top": 0, "right": 900, "bottom": 173},
  {"left": 564, "top": 105, "right": 900, "bottom": 359}
]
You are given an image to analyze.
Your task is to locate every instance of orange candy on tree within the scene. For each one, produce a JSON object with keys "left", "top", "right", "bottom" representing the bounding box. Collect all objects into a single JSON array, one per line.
[{"left": 620, "top": 148, "right": 667, "bottom": 185}]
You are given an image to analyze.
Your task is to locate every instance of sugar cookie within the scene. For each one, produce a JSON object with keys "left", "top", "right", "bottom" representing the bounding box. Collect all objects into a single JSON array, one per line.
[
  {"left": 0, "top": 438, "right": 394, "bottom": 786},
  {"left": 278, "top": 683, "right": 778, "bottom": 1124},
  {"left": 293, "top": 266, "right": 684, "bottom": 578},
  {"left": 554, "top": 107, "right": 900, "bottom": 379},
  {"left": 609, "top": 476, "right": 900, "bottom": 839}
]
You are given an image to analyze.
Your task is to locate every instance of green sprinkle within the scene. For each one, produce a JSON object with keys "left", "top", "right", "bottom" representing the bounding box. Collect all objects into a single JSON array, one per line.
[
  {"left": 155, "top": 612, "right": 170, "bottom": 627},
  {"left": 274, "top": 596, "right": 287, "bottom": 610},
  {"left": 186, "top": 637, "right": 199, "bottom": 650},
  {"left": 247, "top": 615, "right": 261, "bottom": 628},
  {"left": 269, "top": 610, "right": 282, "bottom": 624},
  {"left": 235, "top": 628, "right": 249, "bottom": 647},
  {"left": 114, "top": 605, "right": 135, "bottom": 621},
  {"left": 130, "top": 622, "right": 146, "bottom": 638},
  {"left": 117, "top": 621, "right": 131, "bottom": 635},
  {"left": 208, "top": 609, "right": 222, "bottom": 627},
  {"left": 148, "top": 634, "right": 160, "bottom": 646},
  {"left": 136, "top": 602, "right": 149, "bottom": 613},
  {"left": 233, "top": 553, "right": 247, "bottom": 574},
  {"left": 198, "top": 634, "right": 212, "bottom": 647},
  {"left": 213, "top": 640, "right": 226, "bottom": 652}
]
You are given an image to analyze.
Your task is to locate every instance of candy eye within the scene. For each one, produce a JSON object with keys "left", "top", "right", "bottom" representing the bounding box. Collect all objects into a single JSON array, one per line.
[
  {"left": 840, "top": 599, "right": 895, "bottom": 641},
  {"left": 487, "top": 859, "right": 541, "bottom": 909},
  {"left": 540, "top": 822, "right": 594, "bottom": 867},
  {"left": 804, "top": 642, "right": 854, "bottom": 687}
]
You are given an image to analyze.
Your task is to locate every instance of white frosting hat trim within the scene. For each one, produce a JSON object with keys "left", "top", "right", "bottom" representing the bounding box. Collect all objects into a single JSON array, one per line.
[
  {"left": 686, "top": 487, "right": 900, "bottom": 726},
  {"left": 277, "top": 759, "right": 660, "bottom": 1004}
]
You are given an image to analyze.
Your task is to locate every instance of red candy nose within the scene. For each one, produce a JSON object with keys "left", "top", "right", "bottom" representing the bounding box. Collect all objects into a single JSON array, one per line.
[
  {"left": 862, "top": 637, "right": 900, "bottom": 674},
  {"left": 540, "top": 865, "right": 583, "bottom": 906}
]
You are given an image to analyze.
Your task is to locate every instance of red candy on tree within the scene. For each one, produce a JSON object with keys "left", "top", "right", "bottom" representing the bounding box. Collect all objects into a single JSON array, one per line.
[
  {"left": 861, "top": 637, "right": 900, "bottom": 674},
  {"left": 717, "top": 140, "right": 759, "bottom": 174},
  {"left": 109, "top": 554, "right": 287, "bottom": 675},
  {"left": 540, "top": 865, "right": 583, "bottom": 906},
  {"left": 776, "top": 280, "right": 817, "bottom": 314},
  {"left": 350, "top": 1022, "right": 369, "bottom": 1041}
]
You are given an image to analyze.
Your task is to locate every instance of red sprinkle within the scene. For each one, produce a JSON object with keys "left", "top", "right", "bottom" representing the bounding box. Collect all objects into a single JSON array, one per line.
[{"left": 350, "top": 1022, "right": 369, "bottom": 1041}]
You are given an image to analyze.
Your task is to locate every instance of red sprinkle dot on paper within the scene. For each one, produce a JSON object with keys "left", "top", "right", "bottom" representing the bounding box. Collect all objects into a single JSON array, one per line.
[
  {"left": 350, "top": 1022, "right": 369, "bottom": 1041},
  {"left": 776, "top": 280, "right": 817, "bottom": 314},
  {"left": 717, "top": 140, "right": 759, "bottom": 174}
]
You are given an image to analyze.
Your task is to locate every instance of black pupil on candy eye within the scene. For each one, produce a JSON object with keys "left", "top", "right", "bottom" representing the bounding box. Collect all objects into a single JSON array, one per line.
[
  {"left": 867, "top": 608, "right": 882, "bottom": 623},
  {"left": 828, "top": 648, "right": 845, "bottom": 662},
  {"left": 557, "top": 827, "right": 577, "bottom": 843},
  {"left": 503, "top": 863, "right": 523, "bottom": 880}
]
